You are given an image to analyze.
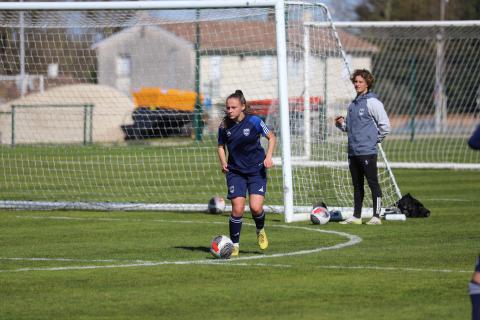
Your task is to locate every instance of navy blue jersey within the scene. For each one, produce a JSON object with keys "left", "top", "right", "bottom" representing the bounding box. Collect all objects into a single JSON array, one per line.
[
  {"left": 468, "top": 124, "right": 480, "bottom": 150},
  {"left": 218, "top": 114, "right": 270, "bottom": 174}
]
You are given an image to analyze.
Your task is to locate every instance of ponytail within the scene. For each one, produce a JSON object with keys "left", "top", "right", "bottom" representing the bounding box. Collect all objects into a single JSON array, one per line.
[
  {"left": 226, "top": 90, "right": 247, "bottom": 106},
  {"left": 222, "top": 89, "right": 251, "bottom": 128}
]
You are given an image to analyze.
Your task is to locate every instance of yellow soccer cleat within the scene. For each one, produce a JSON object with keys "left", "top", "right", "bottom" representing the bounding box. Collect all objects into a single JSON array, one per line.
[
  {"left": 365, "top": 216, "right": 382, "bottom": 225},
  {"left": 230, "top": 245, "right": 239, "bottom": 257},
  {"left": 339, "top": 216, "right": 362, "bottom": 225},
  {"left": 257, "top": 228, "right": 268, "bottom": 250}
]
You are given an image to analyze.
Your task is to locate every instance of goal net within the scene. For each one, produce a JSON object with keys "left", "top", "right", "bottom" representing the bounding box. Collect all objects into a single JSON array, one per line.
[
  {"left": 0, "top": 1, "right": 401, "bottom": 222},
  {"left": 320, "top": 21, "right": 480, "bottom": 170}
]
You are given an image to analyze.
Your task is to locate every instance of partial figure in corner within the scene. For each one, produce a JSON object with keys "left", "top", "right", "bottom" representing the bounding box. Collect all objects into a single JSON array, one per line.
[
  {"left": 468, "top": 124, "right": 480, "bottom": 150},
  {"left": 470, "top": 255, "right": 480, "bottom": 320}
]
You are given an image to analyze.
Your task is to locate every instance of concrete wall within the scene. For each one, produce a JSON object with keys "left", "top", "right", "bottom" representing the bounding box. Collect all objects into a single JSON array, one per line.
[
  {"left": 201, "top": 54, "right": 371, "bottom": 108},
  {"left": 0, "top": 84, "right": 134, "bottom": 145}
]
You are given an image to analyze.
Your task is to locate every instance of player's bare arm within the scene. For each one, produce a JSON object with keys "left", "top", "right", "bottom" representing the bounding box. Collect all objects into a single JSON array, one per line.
[
  {"left": 217, "top": 144, "right": 228, "bottom": 173},
  {"left": 263, "top": 131, "right": 276, "bottom": 169}
]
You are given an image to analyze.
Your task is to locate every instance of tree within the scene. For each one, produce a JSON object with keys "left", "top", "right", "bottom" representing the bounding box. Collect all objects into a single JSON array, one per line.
[
  {"left": 352, "top": 0, "right": 480, "bottom": 115},
  {"left": 355, "top": 0, "right": 480, "bottom": 21}
]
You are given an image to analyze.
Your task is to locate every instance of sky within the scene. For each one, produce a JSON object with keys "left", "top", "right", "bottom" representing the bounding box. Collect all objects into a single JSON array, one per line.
[
  {"left": 149, "top": 0, "right": 362, "bottom": 22},
  {"left": 319, "top": 0, "right": 361, "bottom": 21}
]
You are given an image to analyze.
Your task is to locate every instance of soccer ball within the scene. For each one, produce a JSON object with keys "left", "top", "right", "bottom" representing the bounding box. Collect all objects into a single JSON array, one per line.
[
  {"left": 210, "top": 235, "right": 234, "bottom": 259},
  {"left": 208, "top": 196, "right": 226, "bottom": 214},
  {"left": 310, "top": 206, "right": 331, "bottom": 225}
]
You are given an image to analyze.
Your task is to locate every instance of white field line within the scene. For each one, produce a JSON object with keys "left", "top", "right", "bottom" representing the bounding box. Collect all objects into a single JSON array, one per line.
[
  {"left": 3, "top": 215, "right": 471, "bottom": 274},
  {"left": 0, "top": 258, "right": 470, "bottom": 274},
  {"left": 225, "top": 263, "right": 472, "bottom": 273},
  {"left": 0, "top": 260, "right": 293, "bottom": 273},
  {"left": 1, "top": 215, "right": 359, "bottom": 273},
  {"left": 0, "top": 257, "right": 152, "bottom": 263},
  {"left": 309, "top": 265, "right": 471, "bottom": 273},
  {"left": 14, "top": 216, "right": 362, "bottom": 259},
  {"left": 423, "top": 198, "right": 472, "bottom": 202}
]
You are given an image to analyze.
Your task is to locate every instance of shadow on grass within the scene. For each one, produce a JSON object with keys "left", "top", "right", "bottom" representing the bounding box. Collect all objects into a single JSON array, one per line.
[
  {"left": 174, "top": 246, "right": 264, "bottom": 255},
  {"left": 174, "top": 246, "right": 211, "bottom": 253}
]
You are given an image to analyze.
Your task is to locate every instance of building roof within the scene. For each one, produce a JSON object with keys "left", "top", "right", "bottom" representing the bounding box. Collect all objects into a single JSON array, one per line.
[
  {"left": 161, "top": 21, "right": 378, "bottom": 55},
  {"left": 91, "top": 25, "right": 192, "bottom": 50},
  {"left": 94, "top": 20, "right": 378, "bottom": 55}
]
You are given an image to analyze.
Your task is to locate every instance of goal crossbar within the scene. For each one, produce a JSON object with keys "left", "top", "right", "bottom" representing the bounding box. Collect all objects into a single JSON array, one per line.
[
  {"left": 0, "top": 1, "right": 279, "bottom": 11},
  {"left": 308, "top": 20, "right": 480, "bottom": 28}
]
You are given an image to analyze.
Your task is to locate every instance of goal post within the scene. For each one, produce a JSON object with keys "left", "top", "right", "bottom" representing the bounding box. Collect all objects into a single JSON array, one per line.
[{"left": 0, "top": 1, "right": 403, "bottom": 222}]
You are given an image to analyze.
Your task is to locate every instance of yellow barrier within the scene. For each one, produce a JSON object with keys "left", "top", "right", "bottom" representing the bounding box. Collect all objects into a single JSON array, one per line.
[{"left": 132, "top": 87, "right": 203, "bottom": 112}]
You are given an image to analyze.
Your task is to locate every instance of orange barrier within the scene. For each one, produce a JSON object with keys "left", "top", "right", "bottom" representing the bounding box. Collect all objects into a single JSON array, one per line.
[
  {"left": 248, "top": 96, "right": 322, "bottom": 115},
  {"left": 133, "top": 87, "right": 203, "bottom": 112}
]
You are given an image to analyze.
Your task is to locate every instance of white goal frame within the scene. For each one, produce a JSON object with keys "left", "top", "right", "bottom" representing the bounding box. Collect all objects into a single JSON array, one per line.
[
  {"left": 0, "top": 0, "right": 299, "bottom": 220},
  {"left": 0, "top": 1, "right": 404, "bottom": 223}
]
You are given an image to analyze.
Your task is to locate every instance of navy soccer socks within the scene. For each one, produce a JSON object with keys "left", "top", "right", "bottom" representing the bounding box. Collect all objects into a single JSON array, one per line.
[
  {"left": 253, "top": 211, "right": 265, "bottom": 231},
  {"left": 229, "top": 215, "right": 243, "bottom": 244}
]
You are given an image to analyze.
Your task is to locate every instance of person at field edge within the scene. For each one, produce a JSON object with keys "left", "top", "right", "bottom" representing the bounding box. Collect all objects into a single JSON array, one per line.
[
  {"left": 470, "top": 255, "right": 480, "bottom": 320},
  {"left": 468, "top": 124, "right": 480, "bottom": 150},
  {"left": 217, "top": 90, "right": 276, "bottom": 257},
  {"left": 335, "top": 69, "right": 391, "bottom": 225}
]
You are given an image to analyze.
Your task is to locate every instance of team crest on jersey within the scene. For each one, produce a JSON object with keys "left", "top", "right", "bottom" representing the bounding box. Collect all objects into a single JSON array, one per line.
[
  {"left": 243, "top": 128, "right": 250, "bottom": 136},
  {"left": 226, "top": 130, "right": 231, "bottom": 137},
  {"left": 359, "top": 108, "right": 365, "bottom": 116}
]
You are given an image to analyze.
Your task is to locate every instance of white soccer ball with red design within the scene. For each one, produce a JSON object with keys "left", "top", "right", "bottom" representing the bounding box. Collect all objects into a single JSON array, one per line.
[
  {"left": 310, "top": 206, "right": 330, "bottom": 225},
  {"left": 208, "top": 196, "right": 226, "bottom": 214},
  {"left": 210, "top": 235, "right": 234, "bottom": 259}
]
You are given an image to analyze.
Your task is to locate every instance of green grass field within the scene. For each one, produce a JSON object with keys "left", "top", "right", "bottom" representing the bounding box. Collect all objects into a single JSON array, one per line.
[
  {"left": 1, "top": 168, "right": 479, "bottom": 319},
  {"left": 2, "top": 136, "right": 478, "bottom": 206}
]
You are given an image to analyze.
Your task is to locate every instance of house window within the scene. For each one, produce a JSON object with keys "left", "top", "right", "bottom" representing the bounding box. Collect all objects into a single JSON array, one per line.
[
  {"left": 116, "top": 54, "right": 131, "bottom": 77},
  {"left": 288, "top": 56, "right": 301, "bottom": 79},
  {"left": 115, "top": 54, "right": 131, "bottom": 94},
  {"left": 262, "top": 56, "right": 273, "bottom": 81},
  {"left": 210, "top": 56, "right": 222, "bottom": 80},
  {"left": 209, "top": 56, "right": 221, "bottom": 97}
]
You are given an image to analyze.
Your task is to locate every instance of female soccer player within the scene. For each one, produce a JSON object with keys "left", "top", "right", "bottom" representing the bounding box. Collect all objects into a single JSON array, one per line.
[
  {"left": 217, "top": 90, "right": 276, "bottom": 257},
  {"left": 335, "top": 69, "right": 390, "bottom": 225}
]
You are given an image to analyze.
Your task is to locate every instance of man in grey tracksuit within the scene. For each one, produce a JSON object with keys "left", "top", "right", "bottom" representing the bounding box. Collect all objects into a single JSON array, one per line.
[{"left": 335, "top": 69, "right": 390, "bottom": 225}]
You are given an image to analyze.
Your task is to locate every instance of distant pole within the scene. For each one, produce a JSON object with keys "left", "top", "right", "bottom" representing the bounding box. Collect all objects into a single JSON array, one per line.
[
  {"left": 194, "top": 9, "right": 203, "bottom": 141},
  {"left": 322, "top": 56, "right": 327, "bottom": 141},
  {"left": 409, "top": 56, "right": 417, "bottom": 142},
  {"left": 303, "top": 11, "right": 311, "bottom": 159},
  {"left": 440, "top": 0, "right": 447, "bottom": 21},
  {"left": 434, "top": 0, "right": 448, "bottom": 133},
  {"left": 20, "top": 0, "right": 26, "bottom": 97}
]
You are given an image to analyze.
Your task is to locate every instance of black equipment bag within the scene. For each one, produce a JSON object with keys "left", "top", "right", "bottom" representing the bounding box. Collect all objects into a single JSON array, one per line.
[{"left": 395, "top": 193, "right": 430, "bottom": 218}]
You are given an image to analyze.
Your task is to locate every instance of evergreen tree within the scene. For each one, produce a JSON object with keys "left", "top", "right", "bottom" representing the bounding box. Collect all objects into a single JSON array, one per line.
[{"left": 355, "top": 0, "right": 480, "bottom": 21}]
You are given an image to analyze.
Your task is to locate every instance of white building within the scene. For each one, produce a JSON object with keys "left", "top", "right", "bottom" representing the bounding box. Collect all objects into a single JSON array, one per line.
[
  {"left": 93, "top": 20, "right": 377, "bottom": 106},
  {"left": 92, "top": 25, "right": 195, "bottom": 96}
]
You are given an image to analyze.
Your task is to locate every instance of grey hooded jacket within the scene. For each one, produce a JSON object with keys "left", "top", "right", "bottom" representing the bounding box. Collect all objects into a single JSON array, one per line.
[{"left": 337, "top": 92, "right": 390, "bottom": 156}]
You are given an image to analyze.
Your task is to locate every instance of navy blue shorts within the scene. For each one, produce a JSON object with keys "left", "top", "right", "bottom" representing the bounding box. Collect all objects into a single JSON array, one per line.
[{"left": 226, "top": 168, "right": 267, "bottom": 200}]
